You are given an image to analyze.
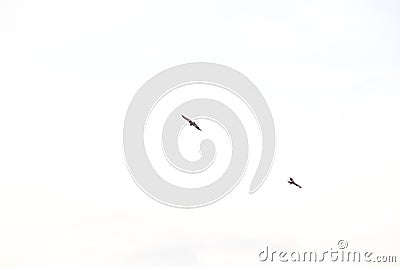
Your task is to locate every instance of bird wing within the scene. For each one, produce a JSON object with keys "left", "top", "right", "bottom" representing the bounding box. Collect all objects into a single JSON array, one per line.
[
  {"left": 194, "top": 123, "right": 202, "bottom": 131},
  {"left": 181, "top": 115, "right": 192, "bottom": 123},
  {"left": 293, "top": 182, "right": 301, "bottom": 188}
]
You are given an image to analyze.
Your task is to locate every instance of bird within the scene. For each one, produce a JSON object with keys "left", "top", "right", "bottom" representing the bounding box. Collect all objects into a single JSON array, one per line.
[
  {"left": 288, "top": 177, "right": 302, "bottom": 188},
  {"left": 181, "top": 115, "right": 202, "bottom": 131}
]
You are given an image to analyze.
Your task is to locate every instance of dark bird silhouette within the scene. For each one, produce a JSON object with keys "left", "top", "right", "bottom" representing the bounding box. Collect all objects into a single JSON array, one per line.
[
  {"left": 288, "top": 177, "right": 302, "bottom": 188},
  {"left": 181, "top": 115, "right": 202, "bottom": 131}
]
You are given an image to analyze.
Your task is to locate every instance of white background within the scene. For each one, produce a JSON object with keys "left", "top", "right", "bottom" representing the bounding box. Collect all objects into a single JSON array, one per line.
[{"left": 1, "top": 0, "right": 399, "bottom": 266}]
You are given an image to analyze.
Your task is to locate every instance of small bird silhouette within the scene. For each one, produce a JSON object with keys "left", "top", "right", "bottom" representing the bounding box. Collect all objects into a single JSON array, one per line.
[
  {"left": 288, "top": 177, "right": 302, "bottom": 188},
  {"left": 181, "top": 115, "right": 202, "bottom": 131}
]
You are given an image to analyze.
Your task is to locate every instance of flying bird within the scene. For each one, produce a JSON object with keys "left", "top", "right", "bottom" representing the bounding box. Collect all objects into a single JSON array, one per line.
[
  {"left": 181, "top": 115, "right": 202, "bottom": 131},
  {"left": 288, "top": 177, "right": 302, "bottom": 188}
]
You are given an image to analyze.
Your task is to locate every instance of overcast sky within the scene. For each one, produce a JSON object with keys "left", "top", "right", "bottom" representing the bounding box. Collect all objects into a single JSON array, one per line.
[{"left": 0, "top": 0, "right": 399, "bottom": 266}]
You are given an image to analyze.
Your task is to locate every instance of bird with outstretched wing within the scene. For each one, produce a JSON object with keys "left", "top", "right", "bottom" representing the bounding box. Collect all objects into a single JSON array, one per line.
[
  {"left": 181, "top": 115, "right": 202, "bottom": 131},
  {"left": 288, "top": 177, "right": 302, "bottom": 188}
]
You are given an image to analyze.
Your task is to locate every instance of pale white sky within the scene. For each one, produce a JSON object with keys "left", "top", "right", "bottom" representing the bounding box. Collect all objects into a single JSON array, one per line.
[{"left": 0, "top": 0, "right": 399, "bottom": 266}]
